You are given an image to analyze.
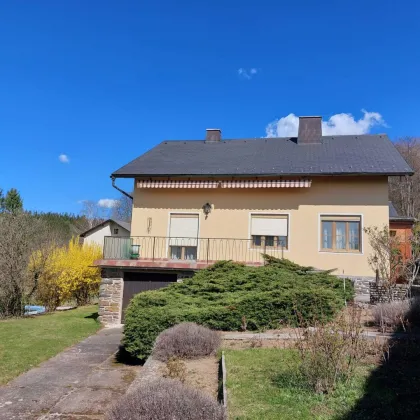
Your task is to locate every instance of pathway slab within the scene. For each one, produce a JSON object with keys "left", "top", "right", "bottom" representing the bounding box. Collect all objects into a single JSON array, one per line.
[{"left": 0, "top": 327, "right": 139, "bottom": 420}]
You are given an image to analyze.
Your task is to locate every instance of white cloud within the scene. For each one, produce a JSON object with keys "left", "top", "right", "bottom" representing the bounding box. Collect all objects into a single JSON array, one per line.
[
  {"left": 97, "top": 199, "right": 120, "bottom": 208},
  {"left": 238, "top": 68, "right": 258, "bottom": 80},
  {"left": 58, "top": 154, "right": 69, "bottom": 163},
  {"left": 265, "top": 110, "right": 386, "bottom": 137}
]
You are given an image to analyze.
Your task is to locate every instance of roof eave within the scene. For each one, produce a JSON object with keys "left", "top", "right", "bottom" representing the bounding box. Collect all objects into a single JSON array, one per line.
[
  {"left": 390, "top": 217, "right": 416, "bottom": 224},
  {"left": 112, "top": 171, "right": 414, "bottom": 179}
]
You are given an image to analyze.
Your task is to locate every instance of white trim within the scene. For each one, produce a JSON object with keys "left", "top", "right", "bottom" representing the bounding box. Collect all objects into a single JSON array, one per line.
[
  {"left": 167, "top": 212, "right": 201, "bottom": 259},
  {"left": 248, "top": 211, "right": 291, "bottom": 252},
  {"left": 317, "top": 212, "right": 364, "bottom": 255}
]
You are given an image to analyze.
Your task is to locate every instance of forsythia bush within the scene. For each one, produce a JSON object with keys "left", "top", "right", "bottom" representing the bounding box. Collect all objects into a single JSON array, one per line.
[{"left": 32, "top": 238, "right": 101, "bottom": 309}]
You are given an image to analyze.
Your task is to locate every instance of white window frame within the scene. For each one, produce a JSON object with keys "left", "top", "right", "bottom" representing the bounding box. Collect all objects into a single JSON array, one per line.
[
  {"left": 318, "top": 213, "right": 364, "bottom": 255},
  {"left": 248, "top": 212, "right": 291, "bottom": 252}
]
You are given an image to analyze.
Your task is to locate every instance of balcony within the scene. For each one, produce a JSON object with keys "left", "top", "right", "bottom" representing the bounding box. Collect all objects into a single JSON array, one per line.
[{"left": 99, "top": 236, "right": 286, "bottom": 269}]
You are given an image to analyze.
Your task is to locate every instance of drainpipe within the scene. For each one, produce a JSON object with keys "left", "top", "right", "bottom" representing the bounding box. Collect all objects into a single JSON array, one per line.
[{"left": 111, "top": 176, "right": 133, "bottom": 200}]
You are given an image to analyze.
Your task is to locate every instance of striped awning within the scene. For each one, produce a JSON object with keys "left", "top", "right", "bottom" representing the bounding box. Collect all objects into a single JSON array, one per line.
[
  {"left": 137, "top": 180, "right": 219, "bottom": 189},
  {"left": 221, "top": 180, "right": 312, "bottom": 188},
  {"left": 137, "top": 179, "right": 312, "bottom": 189}
]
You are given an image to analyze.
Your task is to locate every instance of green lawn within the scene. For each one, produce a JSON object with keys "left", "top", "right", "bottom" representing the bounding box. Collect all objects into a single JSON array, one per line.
[
  {"left": 225, "top": 348, "right": 371, "bottom": 420},
  {"left": 0, "top": 305, "right": 101, "bottom": 385}
]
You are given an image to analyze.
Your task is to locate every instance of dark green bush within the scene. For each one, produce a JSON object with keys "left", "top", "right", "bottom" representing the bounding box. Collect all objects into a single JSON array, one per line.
[{"left": 123, "top": 258, "right": 354, "bottom": 360}]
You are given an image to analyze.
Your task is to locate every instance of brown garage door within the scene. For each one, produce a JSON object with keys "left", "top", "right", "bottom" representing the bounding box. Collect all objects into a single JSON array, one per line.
[{"left": 122, "top": 272, "right": 177, "bottom": 322}]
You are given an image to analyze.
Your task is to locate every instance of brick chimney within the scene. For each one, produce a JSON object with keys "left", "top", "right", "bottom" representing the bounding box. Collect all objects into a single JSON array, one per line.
[
  {"left": 205, "top": 129, "right": 221, "bottom": 143},
  {"left": 297, "top": 116, "right": 322, "bottom": 144}
]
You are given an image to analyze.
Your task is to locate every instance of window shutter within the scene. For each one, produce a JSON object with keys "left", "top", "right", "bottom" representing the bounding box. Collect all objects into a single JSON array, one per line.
[
  {"left": 251, "top": 215, "right": 288, "bottom": 236},
  {"left": 169, "top": 214, "right": 199, "bottom": 246},
  {"left": 321, "top": 216, "right": 361, "bottom": 222}
]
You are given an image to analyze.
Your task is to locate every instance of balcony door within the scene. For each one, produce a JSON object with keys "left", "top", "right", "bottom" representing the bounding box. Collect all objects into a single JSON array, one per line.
[{"left": 168, "top": 214, "right": 199, "bottom": 260}]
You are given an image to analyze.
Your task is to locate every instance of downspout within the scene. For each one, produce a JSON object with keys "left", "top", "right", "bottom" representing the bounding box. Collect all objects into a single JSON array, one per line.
[{"left": 111, "top": 176, "right": 133, "bottom": 200}]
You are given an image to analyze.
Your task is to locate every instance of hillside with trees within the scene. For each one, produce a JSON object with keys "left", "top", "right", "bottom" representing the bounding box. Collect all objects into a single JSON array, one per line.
[{"left": 0, "top": 187, "right": 132, "bottom": 317}]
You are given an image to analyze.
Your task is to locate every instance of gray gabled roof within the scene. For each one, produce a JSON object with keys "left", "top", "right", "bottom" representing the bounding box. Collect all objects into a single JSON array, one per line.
[
  {"left": 80, "top": 219, "right": 131, "bottom": 237},
  {"left": 112, "top": 134, "right": 413, "bottom": 178},
  {"left": 389, "top": 201, "right": 400, "bottom": 218},
  {"left": 388, "top": 201, "right": 416, "bottom": 223}
]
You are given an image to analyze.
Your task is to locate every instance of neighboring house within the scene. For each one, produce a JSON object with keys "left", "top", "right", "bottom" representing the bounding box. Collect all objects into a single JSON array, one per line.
[
  {"left": 80, "top": 219, "right": 130, "bottom": 248},
  {"left": 389, "top": 201, "right": 416, "bottom": 261},
  {"left": 96, "top": 116, "right": 413, "bottom": 325}
]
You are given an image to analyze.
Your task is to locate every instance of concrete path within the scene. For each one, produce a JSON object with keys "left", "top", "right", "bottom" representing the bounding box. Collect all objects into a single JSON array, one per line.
[{"left": 0, "top": 327, "right": 139, "bottom": 420}]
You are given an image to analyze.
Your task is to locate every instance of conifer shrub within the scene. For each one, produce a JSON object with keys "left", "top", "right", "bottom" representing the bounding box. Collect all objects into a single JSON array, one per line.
[{"left": 123, "top": 258, "right": 353, "bottom": 360}]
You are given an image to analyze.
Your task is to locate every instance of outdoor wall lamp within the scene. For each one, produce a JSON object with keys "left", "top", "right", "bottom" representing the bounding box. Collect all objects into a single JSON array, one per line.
[{"left": 202, "top": 202, "right": 212, "bottom": 219}]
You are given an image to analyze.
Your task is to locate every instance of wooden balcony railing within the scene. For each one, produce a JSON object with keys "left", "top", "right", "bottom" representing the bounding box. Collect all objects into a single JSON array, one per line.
[{"left": 103, "top": 236, "right": 286, "bottom": 265}]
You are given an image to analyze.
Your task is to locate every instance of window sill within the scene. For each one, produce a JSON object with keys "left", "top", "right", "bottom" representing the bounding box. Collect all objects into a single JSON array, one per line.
[
  {"left": 249, "top": 247, "right": 289, "bottom": 252},
  {"left": 319, "top": 250, "right": 363, "bottom": 255}
]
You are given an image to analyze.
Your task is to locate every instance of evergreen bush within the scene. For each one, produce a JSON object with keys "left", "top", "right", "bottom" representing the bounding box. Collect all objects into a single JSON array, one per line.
[{"left": 124, "top": 258, "right": 353, "bottom": 360}]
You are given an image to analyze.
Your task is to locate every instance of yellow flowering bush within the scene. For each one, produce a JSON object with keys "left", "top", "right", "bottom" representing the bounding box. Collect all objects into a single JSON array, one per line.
[{"left": 33, "top": 238, "right": 102, "bottom": 309}]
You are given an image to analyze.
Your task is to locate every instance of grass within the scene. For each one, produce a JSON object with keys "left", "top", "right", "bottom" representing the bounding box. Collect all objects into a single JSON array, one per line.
[
  {"left": 225, "top": 348, "right": 371, "bottom": 420},
  {"left": 0, "top": 305, "right": 101, "bottom": 385}
]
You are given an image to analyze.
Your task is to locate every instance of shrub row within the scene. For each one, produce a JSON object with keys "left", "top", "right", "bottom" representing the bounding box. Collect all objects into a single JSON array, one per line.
[
  {"left": 107, "top": 378, "right": 225, "bottom": 420},
  {"left": 124, "top": 258, "right": 354, "bottom": 360},
  {"left": 373, "top": 298, "right": 420, "bottom": 331},
  {"left": 153, "top": 322, "right": 221, "bottom": 361}
]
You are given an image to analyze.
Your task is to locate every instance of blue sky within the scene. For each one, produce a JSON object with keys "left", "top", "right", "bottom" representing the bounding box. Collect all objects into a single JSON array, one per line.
[{"left": 0, "top": 0, "right": 419, "bottom": 213}]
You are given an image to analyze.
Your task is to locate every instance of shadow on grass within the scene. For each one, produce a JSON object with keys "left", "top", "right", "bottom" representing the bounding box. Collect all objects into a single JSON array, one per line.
[
  {"left": 114, "top": 345, "right": 146, "bottom": 366},
  {"left": 84, "top": 312, "right": 99, "bottom": 321},
  {"left": 340, "top": 303, "right": 420, "bottom": 420}
]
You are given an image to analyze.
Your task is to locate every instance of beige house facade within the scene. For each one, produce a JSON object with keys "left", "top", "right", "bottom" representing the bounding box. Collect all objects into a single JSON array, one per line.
[
  {"left": 96, "top": 116, "right": 413, "bottom": 325},
  {"left": 130, "top": 176, "right": 388, "bottom": 277}
]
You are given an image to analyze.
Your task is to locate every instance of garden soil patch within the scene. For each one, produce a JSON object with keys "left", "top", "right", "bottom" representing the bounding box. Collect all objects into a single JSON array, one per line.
[{"left": 184, "top": 356, "right": 219, "bottom": 399}]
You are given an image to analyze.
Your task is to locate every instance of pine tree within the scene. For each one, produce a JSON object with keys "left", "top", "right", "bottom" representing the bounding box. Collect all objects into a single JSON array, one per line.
[
  {"left": 4, "top": 188, "right": 23, "bottom": 214},
  {"left": 0, "top": 189, "right": 4, "bottom": 212}
]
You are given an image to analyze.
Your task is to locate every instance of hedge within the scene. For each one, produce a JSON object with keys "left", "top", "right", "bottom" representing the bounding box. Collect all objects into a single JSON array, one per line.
[{"left": 123, "top": 257, "right": 354, "bottom": 360}]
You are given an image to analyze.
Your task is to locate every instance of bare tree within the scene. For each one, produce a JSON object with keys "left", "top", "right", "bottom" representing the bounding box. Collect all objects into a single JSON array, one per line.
[
  {"left": 364, "top": 225, "right": 402, "bottom": 301},
  {"left": 401, "top": 230, "right": 420, "bottom": 297},
  {"left": 112, "top": 193, "right": 133, "bottom": 222},
  {"left": 389, "top": 137, "right": 420, "bottom": 218},
  {"left": 79, "top": 200, "right": 107, "bottom": 230},
  {"left": 0, "top": 213, "right": 54, "bottom": 317}
]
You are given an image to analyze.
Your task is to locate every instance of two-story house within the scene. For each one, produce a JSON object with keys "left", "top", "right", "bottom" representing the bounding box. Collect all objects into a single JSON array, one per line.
[{"left": 97, "top": 116, "right": 413, "bottom": 325}]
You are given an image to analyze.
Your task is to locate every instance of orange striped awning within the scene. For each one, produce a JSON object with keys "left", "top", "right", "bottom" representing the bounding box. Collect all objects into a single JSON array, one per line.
[
  {"left": 137, "top": 179, "right": 312, "bottom": 189},
  {"left": 137, "top": 180, "right": 219, "bottom": 189},
  {"left": 221, "top": 180, "right": 312, "bottom": 188}
]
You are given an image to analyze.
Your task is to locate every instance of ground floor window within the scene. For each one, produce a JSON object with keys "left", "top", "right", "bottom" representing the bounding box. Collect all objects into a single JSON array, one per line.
[
  {"left": 168, "top": 214, "right": 199, "bottom": 260},
  {"left": 320, "top": 215, "right": 361, "bottom": 252},
  {"left": 251, "top": 214, "right": 288, "bottom": 249},
  {"left": 169, "top": 245, "right": 197, "bottom": 260}
]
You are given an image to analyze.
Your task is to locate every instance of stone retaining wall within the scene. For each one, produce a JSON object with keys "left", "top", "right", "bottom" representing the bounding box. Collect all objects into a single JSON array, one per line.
[
  {"left": 337, "top": 275, "right": 374, "bottom": 296},
  {"left": 98, "top": 268, "right": 123, "bottom": 326},
  {"left": 369, "top": 283, "right": 408, "bottom": 303}
]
